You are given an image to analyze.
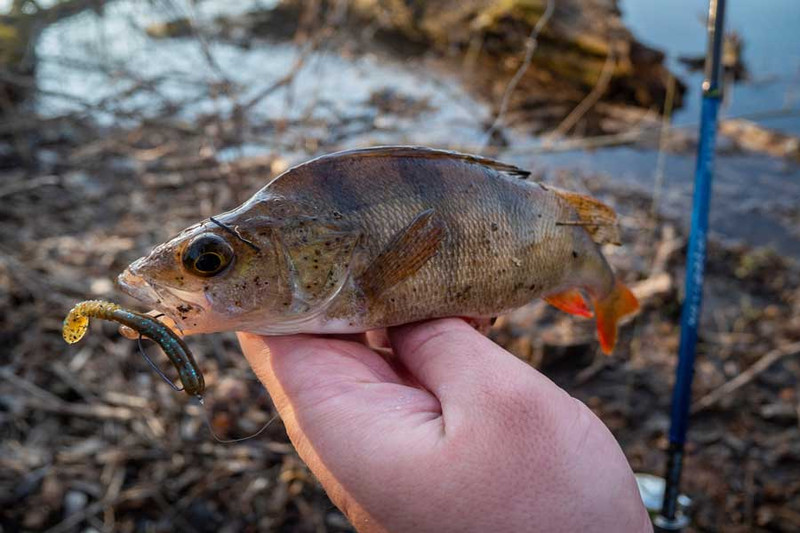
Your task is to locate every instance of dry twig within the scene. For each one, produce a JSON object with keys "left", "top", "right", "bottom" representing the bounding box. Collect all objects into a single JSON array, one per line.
[
  {"left": 546, "top": 47, "right": 617, "bottom": 138},
  {"left": 481, "top": 0, "right": 556, "bottom": 147},
  {"left": 692, "top": 341, "right": 800, "bottom": 413}
]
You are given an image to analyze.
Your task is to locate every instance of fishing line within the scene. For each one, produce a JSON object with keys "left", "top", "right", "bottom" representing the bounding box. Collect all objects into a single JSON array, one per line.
[
  {"left": 194, "top": 395, "right": 280, "bottom": 444},
  {"left": 209, "top": 216, "right": 261, "bottom": 252},
  {"left": 132, "top": 313, "right": 184, "bottom": 392},
  {"left": 137, "top": 333, "right": 185, "bottom": 392},
  {"left": 137, "top": 327, "right": 278, "bottom": 443},
  {"left": 555, "top": 221, "right": 614, "bottom": 227}
]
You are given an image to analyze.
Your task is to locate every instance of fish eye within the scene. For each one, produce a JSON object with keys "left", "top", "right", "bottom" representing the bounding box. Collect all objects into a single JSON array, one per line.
[{"left": 182, "top": 233, "right": 234, "bottom": 277}]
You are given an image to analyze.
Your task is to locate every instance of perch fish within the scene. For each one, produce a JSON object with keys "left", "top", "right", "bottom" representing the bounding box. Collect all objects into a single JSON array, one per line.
[{"left": 118, "top": 146, "right": 639, "bottom": 353}]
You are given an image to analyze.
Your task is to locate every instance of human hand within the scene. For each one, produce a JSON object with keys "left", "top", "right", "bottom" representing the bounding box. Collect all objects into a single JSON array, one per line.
[{"left": 238, "top": 318, "right": 651, "bottom": 533}]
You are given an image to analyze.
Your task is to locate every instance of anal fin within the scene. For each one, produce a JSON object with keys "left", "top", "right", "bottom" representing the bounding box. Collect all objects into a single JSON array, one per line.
[
  {"left": 545, "top": 289, "right": 594, "bottom": 318},
  {"left": 359, "top": 209, "right": 445, "bottom": 298}
]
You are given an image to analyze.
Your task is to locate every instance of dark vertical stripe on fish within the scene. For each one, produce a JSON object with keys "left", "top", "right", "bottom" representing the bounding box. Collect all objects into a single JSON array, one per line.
[
  {"left": 309, "top": 157, "right": 366, "bottom": 215},
  {"left": 402, "top": 157, "right": 460, "bottom": 288}
]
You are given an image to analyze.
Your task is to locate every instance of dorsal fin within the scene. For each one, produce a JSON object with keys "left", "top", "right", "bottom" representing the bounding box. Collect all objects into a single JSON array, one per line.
[
  {"left": 301, "top": 145, "right": 532, "bottom": 180},
  {"left": 547, "top": 186, "right": 621, "bottom": 246}
]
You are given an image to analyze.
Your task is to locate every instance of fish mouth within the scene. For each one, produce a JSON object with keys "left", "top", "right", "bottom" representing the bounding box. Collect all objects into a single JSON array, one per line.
[
  {"left": 117, "top": 267, "right": 162, "bottom": 308},
  {"left": 117, "top": 261, "right": 209, "bottom": 328}
]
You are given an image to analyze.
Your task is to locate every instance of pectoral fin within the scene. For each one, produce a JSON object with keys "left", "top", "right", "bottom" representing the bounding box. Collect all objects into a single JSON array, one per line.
[
  {"left": 545, "top": 289, "right": 593, "bottom": 318},
  {"left": 359, "top": 209, "right": 446, "bottom": 298}
]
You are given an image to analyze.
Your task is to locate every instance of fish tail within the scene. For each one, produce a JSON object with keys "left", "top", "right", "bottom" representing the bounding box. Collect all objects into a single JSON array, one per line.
[{"left": 591, "top": 279, "right": 639, "bottom": 354}]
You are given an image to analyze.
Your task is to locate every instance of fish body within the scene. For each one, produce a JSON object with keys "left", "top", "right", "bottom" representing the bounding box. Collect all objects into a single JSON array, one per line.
[{"left": 119, "top": 147, "right": 638, "bottom": 352}]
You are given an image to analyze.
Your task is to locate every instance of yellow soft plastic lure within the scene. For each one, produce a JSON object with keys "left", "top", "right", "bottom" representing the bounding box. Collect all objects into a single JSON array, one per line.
[{"left": 63, "top": 300, "right": 204, "bottom": 398}]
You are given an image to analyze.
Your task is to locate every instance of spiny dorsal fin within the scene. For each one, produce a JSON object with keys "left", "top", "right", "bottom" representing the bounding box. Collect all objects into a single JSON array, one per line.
[
  {"left": 309, "top": 145, "right": 532, "bottom": 180},
  {"left": 358, "top": 208, "right": 446, "bottom": 298},
  {"left": 548, "top": 186, "right": 621, "bottom": 245}
]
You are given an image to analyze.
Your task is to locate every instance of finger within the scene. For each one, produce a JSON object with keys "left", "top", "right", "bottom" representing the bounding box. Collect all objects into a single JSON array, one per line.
[
  {"left": 237, "top": 334, "right": 444, "bottom": 501},
  {"left": 238, "top": 333, "right": 403, "bottom": 409},
  {"left": 238, "top": 333, "right": 393, "bottom": 527},
  {"left": 387, "top": 318, "right": 548, "bottom": 409},
  {"left": 365, "top": 328, "right": 390, "bottom": 349},
  {"left": 237, "top": 333, "right": 441, "bottom": 435}
]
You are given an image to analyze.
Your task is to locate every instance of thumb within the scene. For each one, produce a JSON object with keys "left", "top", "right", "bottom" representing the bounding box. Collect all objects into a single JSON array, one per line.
[
  {"left": 387, "top": 319, "right": 571, "bottom": 423},
  {"left": 237, "top": 332, "right": 440, "bottom": 439},
  {"left": 236, "top": 333, "right": 442, "bottom": 528}
]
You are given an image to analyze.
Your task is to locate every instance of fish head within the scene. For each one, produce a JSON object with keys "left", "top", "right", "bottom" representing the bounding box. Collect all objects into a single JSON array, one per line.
[
  {"left": 118, "top": 211, "right": 294, "bottom": 334},
  {"left": 118, "top": 198, "right": 362, "bottom": 335}
]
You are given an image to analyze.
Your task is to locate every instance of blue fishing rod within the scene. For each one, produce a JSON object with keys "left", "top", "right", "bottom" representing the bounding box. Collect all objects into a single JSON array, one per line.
[{"left": 654, "top": 0, "right": 726, "bottom": 530}]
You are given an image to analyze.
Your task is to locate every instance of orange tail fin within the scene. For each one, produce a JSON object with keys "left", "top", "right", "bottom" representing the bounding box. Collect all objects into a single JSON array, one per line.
[
  {"left": 592, "top": 280, "right": 639, "bottom": 354},
  {"left": 545, "top": 289, "right": 594, "bottom": 318}
]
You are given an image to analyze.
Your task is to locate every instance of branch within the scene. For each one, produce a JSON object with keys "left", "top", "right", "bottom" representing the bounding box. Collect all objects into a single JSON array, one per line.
[
  {"left": 546, "top": 47, "right": 617, "bottom": 138},
  {"left": 481, "top": 0, "right": 556, "bottom": 147},
  {"left": 692, "top": 341, "right": 800, "bottom": 413}
]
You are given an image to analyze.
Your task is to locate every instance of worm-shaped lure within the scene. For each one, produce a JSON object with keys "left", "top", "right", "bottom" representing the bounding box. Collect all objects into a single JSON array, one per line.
[{"left": 63, "top": 300, "right": 204, "bottom": 397}]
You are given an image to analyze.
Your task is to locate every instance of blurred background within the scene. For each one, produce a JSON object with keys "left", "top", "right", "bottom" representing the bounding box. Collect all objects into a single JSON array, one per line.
[{"left": 1, "top": 0, "right": 799, "bottom": 531}]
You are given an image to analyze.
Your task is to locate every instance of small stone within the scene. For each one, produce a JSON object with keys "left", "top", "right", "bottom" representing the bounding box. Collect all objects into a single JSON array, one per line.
[
  {"left": 759, "top": 403, "right": 798, "bottom": 424},
  {"left": 64, "top": 490, "right": 88, "bottom": 516}
]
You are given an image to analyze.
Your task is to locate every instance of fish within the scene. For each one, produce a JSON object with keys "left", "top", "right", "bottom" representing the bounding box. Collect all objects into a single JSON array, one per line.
[{"left": 118, "top": 146, "right": 639, "bottom": 353}]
